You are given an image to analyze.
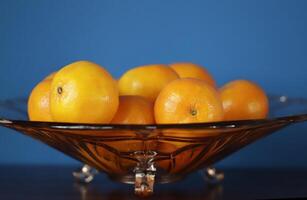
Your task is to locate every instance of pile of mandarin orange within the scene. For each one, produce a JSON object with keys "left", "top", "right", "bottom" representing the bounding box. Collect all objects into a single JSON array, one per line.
[{"left": 28, "top": 61, "right": 269, "bottom": 124}]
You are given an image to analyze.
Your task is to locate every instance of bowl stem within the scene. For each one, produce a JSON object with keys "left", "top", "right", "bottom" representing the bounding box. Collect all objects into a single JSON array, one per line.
[{"left": 133, "top": 151, "right": 157, "bottom": 197}]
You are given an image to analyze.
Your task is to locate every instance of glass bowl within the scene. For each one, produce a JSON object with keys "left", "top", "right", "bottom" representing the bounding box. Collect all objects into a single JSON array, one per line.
[{"left": 0, "top": 95, "right": 307, "bottom": 197}]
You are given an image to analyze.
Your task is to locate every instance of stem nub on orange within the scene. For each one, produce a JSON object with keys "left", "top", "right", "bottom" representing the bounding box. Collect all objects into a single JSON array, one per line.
[
  {"left": 154, "top": 78, "right": 224, "bottom": 124},
  {"left": 220, "top": 80, "right": 269, "bottom": 120},
  {"left": 50, "top": 61, "right": 119, "bottom": 124}
]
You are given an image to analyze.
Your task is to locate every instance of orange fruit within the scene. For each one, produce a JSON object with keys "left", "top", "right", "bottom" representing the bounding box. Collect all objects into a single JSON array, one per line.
[
  {"left": 111, "top": 95, "right": 154, "bottom": 124},
  {"left": 118, "top": 64, "right": 179, "bottom": 102},
  {"left": 220, "top": 79, "right": 269, "bottom": 120},
  {"left": 50, "top": 61, "right": 119, "bottom": 123},
  {"left": 154, "top": 78, "right": 224, "bottom": 124},
  {"left": 170, "top": 62, "right": 216, "bottom": 87},
  {"left": 28, "top": 73, "right": 55, "bottom": 122}
]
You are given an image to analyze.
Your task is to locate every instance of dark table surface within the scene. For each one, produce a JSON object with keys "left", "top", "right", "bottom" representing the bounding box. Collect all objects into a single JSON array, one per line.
[{"left": 1, "top": 165, "right": 307, "bottom": 200}]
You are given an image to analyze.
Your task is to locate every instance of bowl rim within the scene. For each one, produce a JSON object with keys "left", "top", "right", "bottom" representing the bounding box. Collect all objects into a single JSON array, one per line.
[
  {"left": 1, "top": 94, "right": 307, "bottom": 131},
  {"left": 1, "top": 113, "right": 307, "bottom": 131}
]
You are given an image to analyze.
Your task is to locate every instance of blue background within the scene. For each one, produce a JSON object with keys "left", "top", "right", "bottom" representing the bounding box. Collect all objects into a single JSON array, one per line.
[{"left": 0, "top": 0, "right": 307, "bottom": 168}]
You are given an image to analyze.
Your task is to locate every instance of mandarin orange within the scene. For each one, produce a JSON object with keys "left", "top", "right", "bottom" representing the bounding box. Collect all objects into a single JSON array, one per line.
[
  {"left": 28, "top": 73, "right": 55, "bottom": 121},
  {"left": 50, "top": 61, "right": 119, "bottom": 123},
  {"left": 154, "top": 78, "right": 224, "bottom": 124},
  {"left": 111, "top": 95, "right": 154, "bottom": 124},
  {"left": 220, "top": 79, "right": 269, "bottom": 120},
  {"left": 170, "top": 62, "right": 216, "bottom": 87},
  {"left": 118, "top": 64, "right": 179, "bottom": 102}
]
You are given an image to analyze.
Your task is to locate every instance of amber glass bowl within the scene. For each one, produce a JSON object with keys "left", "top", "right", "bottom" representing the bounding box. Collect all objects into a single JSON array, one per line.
[{"left": 0, "top": 95, "right": 307, "bottom": 196}]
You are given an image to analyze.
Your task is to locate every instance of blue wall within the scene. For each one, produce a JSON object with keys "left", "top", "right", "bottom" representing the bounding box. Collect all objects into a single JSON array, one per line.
[{"left": 1, "top": 0, "right": 307, "bottom": 167}]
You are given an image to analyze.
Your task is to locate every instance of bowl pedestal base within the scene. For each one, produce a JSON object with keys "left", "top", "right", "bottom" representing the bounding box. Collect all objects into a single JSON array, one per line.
[{"left": 73, "top": 164, "right": 224, "bottom": 197}]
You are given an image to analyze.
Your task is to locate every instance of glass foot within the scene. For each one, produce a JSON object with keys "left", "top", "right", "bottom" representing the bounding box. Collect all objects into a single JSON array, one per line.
[
  {"left": 134, "top": 169, "right": 155, "bottom": 197},
  {"left": 133, "top": 151, "right": 157, "bottom": 197},
  {"left": 202, "top": 166, "right": 224, "bottom": 184},
  {"left": 73, "top": 164, "right": 98, "bottom": 184}
]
